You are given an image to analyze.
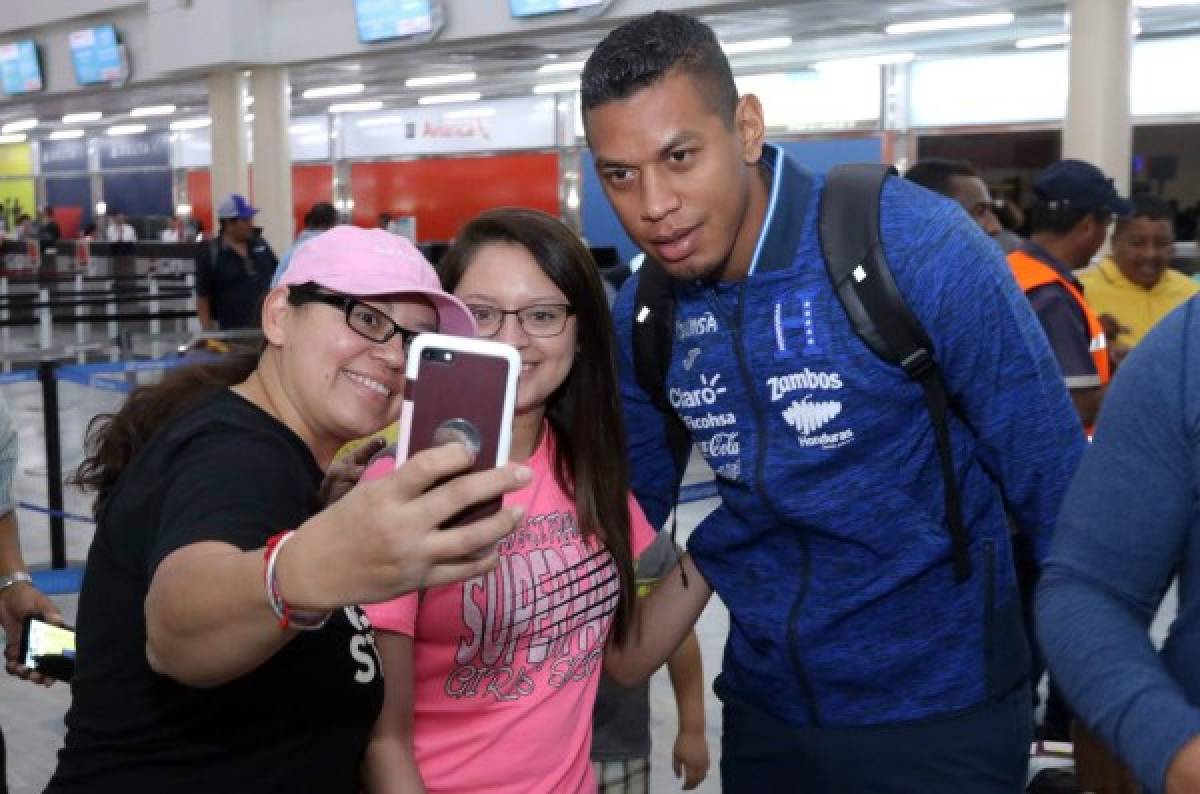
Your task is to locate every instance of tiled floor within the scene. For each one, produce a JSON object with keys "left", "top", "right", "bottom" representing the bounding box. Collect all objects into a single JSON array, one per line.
[{"left": 0, "top": 368, "right": 727, "bottom": 794}]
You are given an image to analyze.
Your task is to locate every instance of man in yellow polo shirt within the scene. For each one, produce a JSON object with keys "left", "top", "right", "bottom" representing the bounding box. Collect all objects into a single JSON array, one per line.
[{"left": 1080, "top": 195, "right": 1197, "bottom": 349}]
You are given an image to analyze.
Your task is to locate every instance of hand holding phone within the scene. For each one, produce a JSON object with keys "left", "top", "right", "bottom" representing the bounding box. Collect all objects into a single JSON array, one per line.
[
  {"left": 397, "top": 333, "right": 520, "bottom": 528},
  {"left": 19, "top": 615, "right": 75, "bottom": 682}
]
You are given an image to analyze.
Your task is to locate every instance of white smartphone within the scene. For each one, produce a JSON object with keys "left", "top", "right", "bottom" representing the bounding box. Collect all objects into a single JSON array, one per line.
[
  {"left": 397, "top": 333, "right": 521, "bottom": 527},
  {"left": 21, "top": 616, "right": 76, "bottom": 680}
]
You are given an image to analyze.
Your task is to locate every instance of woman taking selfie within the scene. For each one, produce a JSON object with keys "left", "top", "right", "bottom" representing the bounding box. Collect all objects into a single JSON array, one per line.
[
  {"left": 46, "top": 227, "right": 530, "bottom": 793},
  {"left": 364, "top": 209, "right": 710, "bottom": 793}
]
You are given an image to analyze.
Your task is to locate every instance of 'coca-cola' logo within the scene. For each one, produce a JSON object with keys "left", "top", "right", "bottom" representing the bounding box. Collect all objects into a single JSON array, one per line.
[{"left": 700, "top": 431, "right": 739, "bottom": 458}]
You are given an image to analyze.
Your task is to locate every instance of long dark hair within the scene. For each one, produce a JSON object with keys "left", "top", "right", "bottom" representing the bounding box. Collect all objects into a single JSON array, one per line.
[
  {"left": 437, "top": 208, "right": 637, "bottom": 645},
  {"left": 72, "top": 353, "right": 260, "bottom": 512}
]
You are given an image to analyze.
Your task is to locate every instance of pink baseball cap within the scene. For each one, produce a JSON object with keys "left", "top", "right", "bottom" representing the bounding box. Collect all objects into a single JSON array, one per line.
[{"left": 278, "top": 225, "right": 475, "bottom": 336}]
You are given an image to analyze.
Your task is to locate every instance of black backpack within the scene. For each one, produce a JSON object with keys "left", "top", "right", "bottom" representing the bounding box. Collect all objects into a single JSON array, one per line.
[{"left": 632, "top": 163, "right": 971, "bottom": 582}]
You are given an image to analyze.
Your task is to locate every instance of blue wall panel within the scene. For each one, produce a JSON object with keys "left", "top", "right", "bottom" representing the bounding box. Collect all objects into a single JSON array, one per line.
[
  {"left": 580, "top": 136, "right": 884, "bottom": 266},
  {"left": 45, "top": 176, "right": 93, "bottom": 227},
  {"left": 101, "top": 171, "right": 173, "bottom": 218}
]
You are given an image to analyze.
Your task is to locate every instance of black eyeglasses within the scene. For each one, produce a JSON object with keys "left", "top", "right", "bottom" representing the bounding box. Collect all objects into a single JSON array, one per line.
[
  {"left": 287, "top": 286, "right": 426, "bottom": 350},
  {"left": 467, "top": 303, "right": 575, "bottom": 338}
]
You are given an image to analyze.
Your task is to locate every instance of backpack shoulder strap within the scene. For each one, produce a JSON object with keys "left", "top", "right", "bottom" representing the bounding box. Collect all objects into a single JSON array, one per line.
[
  {"left": 632, "top": 262, "right": 692, "bottom": 480},
  {"left": 819, "top": 163, "right": 971, "bottom": 583}
]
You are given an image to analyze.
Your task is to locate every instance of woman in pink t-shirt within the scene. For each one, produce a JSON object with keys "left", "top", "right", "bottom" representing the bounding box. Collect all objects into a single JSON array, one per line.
[{"left": 363, "top": 209, "right": 711, "bottom": 793}]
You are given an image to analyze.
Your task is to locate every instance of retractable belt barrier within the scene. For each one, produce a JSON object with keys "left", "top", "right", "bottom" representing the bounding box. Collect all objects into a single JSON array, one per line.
[
  {"left": 0, "top": 355, "right": 198, "bottom": 573},
  {"left": 0, "top": 270, "right": 198, "bottom": 361}
]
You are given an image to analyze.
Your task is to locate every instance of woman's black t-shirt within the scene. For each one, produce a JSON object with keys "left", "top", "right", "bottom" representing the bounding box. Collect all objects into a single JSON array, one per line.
[{"left": 46, "top": 389, "right": 384, "bottom": 793}]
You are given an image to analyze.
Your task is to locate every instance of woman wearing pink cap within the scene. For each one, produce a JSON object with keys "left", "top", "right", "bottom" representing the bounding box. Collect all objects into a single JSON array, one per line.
[
  {"left": 362, "top": 209, "right": 712, "bottom": 794},
  {"left": 46, "top": 226, "right": 531, "bottom": 794}
]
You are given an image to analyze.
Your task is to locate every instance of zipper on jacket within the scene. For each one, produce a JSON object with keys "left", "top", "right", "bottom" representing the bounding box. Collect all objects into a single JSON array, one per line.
[
  {"left": 983, "top": 539, "right": 996, "bottom": 700},
  {"left": 706, "top": 283, "right": 822, "bottom": 725}
]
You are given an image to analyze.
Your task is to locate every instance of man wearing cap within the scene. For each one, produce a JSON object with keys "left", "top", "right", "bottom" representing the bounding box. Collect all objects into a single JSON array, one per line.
[
  {"left": 1008, "top": 159, "right": 1132, "bottom": 432},
  {"left": 195, "top": 194, "right": 279, "bottom": 330}
]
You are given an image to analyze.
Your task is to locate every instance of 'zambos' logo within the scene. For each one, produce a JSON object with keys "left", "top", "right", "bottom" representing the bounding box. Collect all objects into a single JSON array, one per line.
[{"left": 767, "top": 369, "right": 843, "bottom": 402}]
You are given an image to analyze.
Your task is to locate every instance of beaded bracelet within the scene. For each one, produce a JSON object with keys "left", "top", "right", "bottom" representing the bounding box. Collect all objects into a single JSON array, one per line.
[{"left": 263, "top": 531, "right": 331, "bottom": 631}]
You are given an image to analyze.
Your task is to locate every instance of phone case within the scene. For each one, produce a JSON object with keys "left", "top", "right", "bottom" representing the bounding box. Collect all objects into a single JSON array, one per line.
[{"left": 397, "top": 333, "right": 520, "bottom": 527}]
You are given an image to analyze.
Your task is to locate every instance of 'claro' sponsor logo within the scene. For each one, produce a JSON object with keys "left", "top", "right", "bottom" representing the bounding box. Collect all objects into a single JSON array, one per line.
[{"left": 670, "top": 373, "right": 727, "bottom": 409}]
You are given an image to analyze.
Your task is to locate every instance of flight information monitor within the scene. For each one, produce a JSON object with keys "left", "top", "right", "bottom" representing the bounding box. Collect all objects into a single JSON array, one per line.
[
  {"left": 0, "top": 41, "right": 42, "bottom": 95},
  {"left": 509, "top": 0, "right": 607, "bottom": 16},
  {"left": 69, "top": 25, "right": 126, "bottom": 86},
  {"left": 355, "top": 0, "right": 439, "bottom": 42}
]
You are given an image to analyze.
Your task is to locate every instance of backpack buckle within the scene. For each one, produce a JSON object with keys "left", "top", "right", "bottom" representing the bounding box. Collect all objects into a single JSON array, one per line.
[{"left": 900, "top": 348, "right": 935, "bottom": 379}]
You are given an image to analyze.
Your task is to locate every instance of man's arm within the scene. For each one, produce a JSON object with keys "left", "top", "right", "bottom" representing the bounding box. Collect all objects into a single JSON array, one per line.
[
  {"left": 1070, "top": 388, "right": 1106, "bottom": 429},
  {"left": 1038, "top": 301, "right": 1200, "bottom": 793},
  {"left": 196, "top": 295, "right": 214, "bottom": 331},
  {"left": 0, "top": 510, "right": 65, "bottom": 685},
  {"left": 1027, "top": 283, "right": 1106, "bottom": 428},
  {"left": 0, "top": 397, "right": 64, "bottom": 685},
  {"left": 879, "top": 180, "right": 1084, "bottom": 562},
  {"left": 194, "top": 244, "right": 215, "bottom": 330}
]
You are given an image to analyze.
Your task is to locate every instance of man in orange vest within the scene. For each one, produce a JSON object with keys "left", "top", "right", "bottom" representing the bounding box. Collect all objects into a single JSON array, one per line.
[{"left": 1008, "top": 159, "right": 1131, "bottom": 431}]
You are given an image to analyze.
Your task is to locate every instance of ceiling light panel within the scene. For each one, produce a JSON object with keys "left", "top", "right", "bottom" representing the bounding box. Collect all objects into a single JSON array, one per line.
[
  {"left": 405, "top": 72, "right": 476, "bottom": 88},
  {"left": 416, "top": 92, "right": 482, "bottom": 105},
  {"left": 537, "top": 61, "right": 586, "bottom": 74},
  {"left": 169, "top": 118, "right": 211, "bottom": 131},
  {"left": 329, "top": 100, "right": 384, "bottom": 113},
  {"left": 1, "top": 118, "right": 37, "bottom": 133},
  {"left": 886, "top": 12, "right": 1015, "bottom": 35},
  {"left": 302, "top": 83, "right": 365, "bottom": 99},
  {"left": 130, "top": 104, "right": 176, "bottom": 117},
  {"left": 1016, "top": 33, "right": 1071, "bottom": 49},
  {"left": 62, "top": 112, "right": 102, "bottom": 124},
  {"left": 107, "top": 124, "right": 147, "bottom": 136}
]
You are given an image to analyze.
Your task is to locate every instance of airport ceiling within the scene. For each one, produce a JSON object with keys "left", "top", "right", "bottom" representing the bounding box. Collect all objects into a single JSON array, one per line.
[{"left": 2, "top": 0, "right": 1199, "bottom": 130}]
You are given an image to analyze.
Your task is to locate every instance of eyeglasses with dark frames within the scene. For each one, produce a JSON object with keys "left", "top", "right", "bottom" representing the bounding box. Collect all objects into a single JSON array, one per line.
[
  {"left": 287, "top": 285, "right": 427, "bottom": 350},
  {"left": 466, "top": 303, "right": 575, "bottom": 338}
]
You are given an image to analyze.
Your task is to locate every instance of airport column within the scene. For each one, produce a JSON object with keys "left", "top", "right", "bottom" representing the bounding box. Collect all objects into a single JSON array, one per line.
[
  {"left": 1064, "top": 0, "right": 1134, "bottom": 194},
  {"left": 250, "top": 67, "right": 295, "bottom": 254},
  {"left": 208, "top": 70, "right": 251, "bottom": 207}
]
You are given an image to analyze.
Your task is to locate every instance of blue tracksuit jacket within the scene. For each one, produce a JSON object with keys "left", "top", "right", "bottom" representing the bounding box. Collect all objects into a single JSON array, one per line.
[{"left": 611, "top": 145, "right": 1084, "bottom": 727}]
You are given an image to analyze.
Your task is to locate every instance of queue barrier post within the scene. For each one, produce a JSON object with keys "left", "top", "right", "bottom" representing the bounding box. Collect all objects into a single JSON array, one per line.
[
  {"left": 149, "top": 277, "right": 161, "bottom": 338},
  {"left": 105, "top": 280, "right": 118, "bottom": 360},
  {"left": 74, "top": 274, "right": 89, "bottom": 350},
  {"left": 37, "top": 289, "right": 52, "bottom": 350},
  {"left": 184, "top": 274, "right": 199, "bottom": 333},
  {"left": 36, "top": 361, "right": 66, "bottom": 570},
  {"left": 0, "top": 276, "right": 8, "bottom": 355}
]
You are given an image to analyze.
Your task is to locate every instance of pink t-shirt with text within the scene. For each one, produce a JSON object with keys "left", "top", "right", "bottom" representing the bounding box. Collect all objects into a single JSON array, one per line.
[{"left": 363, "top": 430, "right": 656, "bottom": 794}]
